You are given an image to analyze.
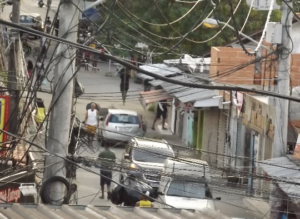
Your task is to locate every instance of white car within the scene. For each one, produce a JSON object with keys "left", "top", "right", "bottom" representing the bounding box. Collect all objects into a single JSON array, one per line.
[
  {"left": 99, "top": 109, "right": 144, "bottom": 145},
  {"left": 120, "top": 137, "right": 175, "bottom": 189},
  {"left": 157, "top": 158, "right": 221, "bottom": 210},
  {"left": 158, "top": 178, "right": 219, "bottom": 210}
]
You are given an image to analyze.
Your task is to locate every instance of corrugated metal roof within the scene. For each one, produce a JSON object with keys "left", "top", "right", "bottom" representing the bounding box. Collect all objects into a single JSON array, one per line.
[
  {"left": 158, "top": 77, "right": 216, "bottom": 103},
  {"left": 149, "top": 76, "right": 187, "bottom": 87},
  {"left": 259, "top": 156, "right": 300, "bottom": 204},
  {"left": 0, "top": 204, "right": 231, "bottom": 219},
  {"left": 137, "top": 64, "right": 181, "bottom": 80},
  {"left": 163, "top": 57, "right": 211, "bottom": 65}
]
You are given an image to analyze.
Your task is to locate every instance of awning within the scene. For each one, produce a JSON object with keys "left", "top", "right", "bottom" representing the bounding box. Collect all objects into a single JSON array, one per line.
[
  {"left": 194, "top": 98, "right": 219, "bottom": 108},
  {"left": 139, "top": 89, "right": 171, "bottom": 109},
  {"left": 149, "top": 75, "right": 187, "bottom": 87},
  {"left": 259, "top": 156, "right": 300, "bottom": 204}
]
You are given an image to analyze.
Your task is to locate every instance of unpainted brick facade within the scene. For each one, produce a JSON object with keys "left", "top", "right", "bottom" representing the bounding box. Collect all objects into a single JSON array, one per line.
[{"left": 210, "top": 45, "right": 300, "bottom": 87}]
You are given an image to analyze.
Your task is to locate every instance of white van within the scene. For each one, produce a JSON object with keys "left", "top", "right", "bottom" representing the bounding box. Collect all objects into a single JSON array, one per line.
[{"left": 157, "top": 158, "right": 220, "bottom": 210}]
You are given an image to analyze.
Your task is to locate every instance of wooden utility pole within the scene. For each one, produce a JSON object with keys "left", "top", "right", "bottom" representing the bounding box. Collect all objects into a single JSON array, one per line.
[
  {"left": 7, "top": 0, "right": 20, "bottom": 137},
  {"left": 42, "top": 0, "right": 79, "bottom": 203}
]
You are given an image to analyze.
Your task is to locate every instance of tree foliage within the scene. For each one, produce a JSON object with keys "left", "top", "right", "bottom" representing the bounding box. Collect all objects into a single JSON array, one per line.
[{"left": 97, "top": 0, "right": 281, "bottom": 60}]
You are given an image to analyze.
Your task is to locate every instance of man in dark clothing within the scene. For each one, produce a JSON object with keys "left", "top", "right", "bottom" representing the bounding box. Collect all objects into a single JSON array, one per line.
[
  {"left": 142, "top": 78, "right": 151, "bottom": 92},
  {"left": 45, "top": 17, "right": 52, "bottom": 33},
  {"left": 120, "top": 68, "right": 130, "bottom": 105},
  {"left": 98, "top": 145, "right": 116, "bottom": 200},
  {"left": 152, "top": 100, "right": 169, "bottom": 130},
  {"left": 54, "top": 18, "right": 59, "bottom": 37}
]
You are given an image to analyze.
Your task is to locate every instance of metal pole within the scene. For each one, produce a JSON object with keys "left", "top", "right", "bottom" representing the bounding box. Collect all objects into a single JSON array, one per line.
[
  {"left": 43, "top": 0, "right": 79, "bottom": 203},
  {"left": 270, "top": 1, "right": 293, "bottom": 218},
  {"left": 7, "top": 0, "right": 20, "bottom": 138}
]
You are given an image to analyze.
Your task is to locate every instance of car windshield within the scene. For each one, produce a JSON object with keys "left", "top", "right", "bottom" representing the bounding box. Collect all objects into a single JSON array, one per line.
[
  {"left": 132, "top": 148, "right": 173, "bottom": 163},
  {"left": 167, "top": 181, "right": 209, "bottom": 199},
  {"left": 109, "top": 114, "right": 139, "bottom": 124},
  {"left": 20, "top": 16, "right": 34, "bottom": 23}
]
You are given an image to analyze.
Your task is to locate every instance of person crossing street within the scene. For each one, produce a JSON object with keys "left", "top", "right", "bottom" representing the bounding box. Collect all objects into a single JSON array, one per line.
[
  {"left": 98, "top": 145, "right": 116, "bottom": 200},
  {"left": 119, "top": 67, "right": 131, "bottom": 105}
]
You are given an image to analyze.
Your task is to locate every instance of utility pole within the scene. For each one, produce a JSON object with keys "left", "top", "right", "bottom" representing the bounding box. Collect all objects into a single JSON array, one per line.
[
  {"left": 7, "top": 0, "right": 20, "bottom": 139},
  {"left": 270, "top": 1, "right": 293, "bottom": 218},
  {"left": 43, "top": 0, "right": 79, "bottom": 203}
]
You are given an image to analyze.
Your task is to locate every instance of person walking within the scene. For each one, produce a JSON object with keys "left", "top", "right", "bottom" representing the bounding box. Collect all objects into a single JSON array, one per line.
[
  {"left": 135, "top": 191, "right": 153, "bottom": 208},
  {"left": 85, "top": 51, "right": 90, "bottom": 71},
  {"left": 142, "top": 78, "right": 151, "bottom": 92},
  {"left": 27, "top": 60, "right": 33, "bottom": 78},
  {"left": 119, "top": 67, "right": 130, "bottom": 105},
  {"left": 40, "top": 36, "right": 48, "bottom": 59},
  {"left": 85, "top": 103, "right": 99, "bottom": 145},
  {"left": 92, "top": 52, "right": 99, "bottom": 72},
  {"left": 45, "top": 17, "right": 52, "bottom": 34},
  {"left": 98, "top": 145, "right": 116, "bottom": 200},
  {"left": 152, "top": 100, "right": 169, "bottom": 130},
  {"left": 36, "top": 59, "right": 45, "bottom": 89},
  {"left": 54, "top": 18, "right": 59, "bottom": 37}
]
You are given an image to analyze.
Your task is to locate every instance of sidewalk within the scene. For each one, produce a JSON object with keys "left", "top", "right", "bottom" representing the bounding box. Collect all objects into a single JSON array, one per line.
[
  {"left": 144, "top": 119, "right": 201, "bottom": 159},
  {"left": 243, "top": 197, "right": 270, "bottom": 218}
]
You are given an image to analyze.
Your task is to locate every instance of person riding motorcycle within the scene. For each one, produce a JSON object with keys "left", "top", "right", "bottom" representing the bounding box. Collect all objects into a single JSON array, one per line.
[{"left": 111, "top": 171, "right": 156, "bottom": 206}]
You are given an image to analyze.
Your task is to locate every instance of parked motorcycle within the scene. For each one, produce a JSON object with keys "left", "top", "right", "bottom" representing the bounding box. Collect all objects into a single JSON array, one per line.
[
  {"left": 38, "top": 0, "right": 44, "bottom": 8},
  {"left": 111, "top": 171, "right": 156, "bottom": 206}
]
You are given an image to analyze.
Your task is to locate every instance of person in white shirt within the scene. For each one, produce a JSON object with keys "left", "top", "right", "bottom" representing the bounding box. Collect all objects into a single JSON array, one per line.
[{"left": 85, "top": 103, "right": 99, "bottom": 145}]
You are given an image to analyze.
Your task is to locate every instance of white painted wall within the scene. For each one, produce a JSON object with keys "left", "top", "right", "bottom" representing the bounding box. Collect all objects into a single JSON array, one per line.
[{"left": 292, "top": 22, "right": 300, "bottom": 54}]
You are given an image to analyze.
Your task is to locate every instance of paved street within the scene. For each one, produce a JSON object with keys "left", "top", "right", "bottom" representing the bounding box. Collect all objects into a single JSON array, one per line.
[
  {"left": 2, "top": 1, "right": 266, "bottom": 218},
  {"left": 36, "top": 64, "right": 262, "bottom": 218}
]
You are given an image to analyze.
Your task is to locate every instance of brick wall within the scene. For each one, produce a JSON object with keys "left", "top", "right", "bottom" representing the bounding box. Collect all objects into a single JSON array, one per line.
[
  {"left": 290, "top": 54, "right": 300, "bottom": 86},
  {"left": 210, "top": 45, "right": 300, "bottom": 87},
  {"left": 210, "top": 47, "right": 255, "bottom": 85}
]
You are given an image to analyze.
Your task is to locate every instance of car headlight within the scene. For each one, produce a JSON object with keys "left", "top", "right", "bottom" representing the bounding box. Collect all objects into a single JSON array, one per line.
[{"left": 130, "top": 163, "right": 136, "bottom": 169}]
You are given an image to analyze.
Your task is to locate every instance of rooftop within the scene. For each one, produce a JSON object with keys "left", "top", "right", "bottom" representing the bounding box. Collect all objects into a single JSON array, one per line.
[{"left": 0, "top": 204, "right": 231, "bottom": 219}]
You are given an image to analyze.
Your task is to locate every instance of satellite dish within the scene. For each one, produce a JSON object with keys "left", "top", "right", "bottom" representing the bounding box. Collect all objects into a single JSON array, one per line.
[{"left": 184, "top": 54, "right": 197, "bottom": 73}]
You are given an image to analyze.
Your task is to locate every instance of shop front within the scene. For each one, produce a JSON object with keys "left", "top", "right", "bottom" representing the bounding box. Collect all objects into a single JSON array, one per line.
[{"left": 241, "top": 94, "right": 275, "bottom": 196}]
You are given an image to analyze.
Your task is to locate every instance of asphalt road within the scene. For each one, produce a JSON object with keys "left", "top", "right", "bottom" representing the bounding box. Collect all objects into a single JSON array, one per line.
[{"left": 2, "top": 1, "right": 263, "bottom": 218}]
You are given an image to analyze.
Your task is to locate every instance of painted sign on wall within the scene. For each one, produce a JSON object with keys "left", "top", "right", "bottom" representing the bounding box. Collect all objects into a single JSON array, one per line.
[{"left": 242, "top": 94, "right": 275, "bottom": 139}]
